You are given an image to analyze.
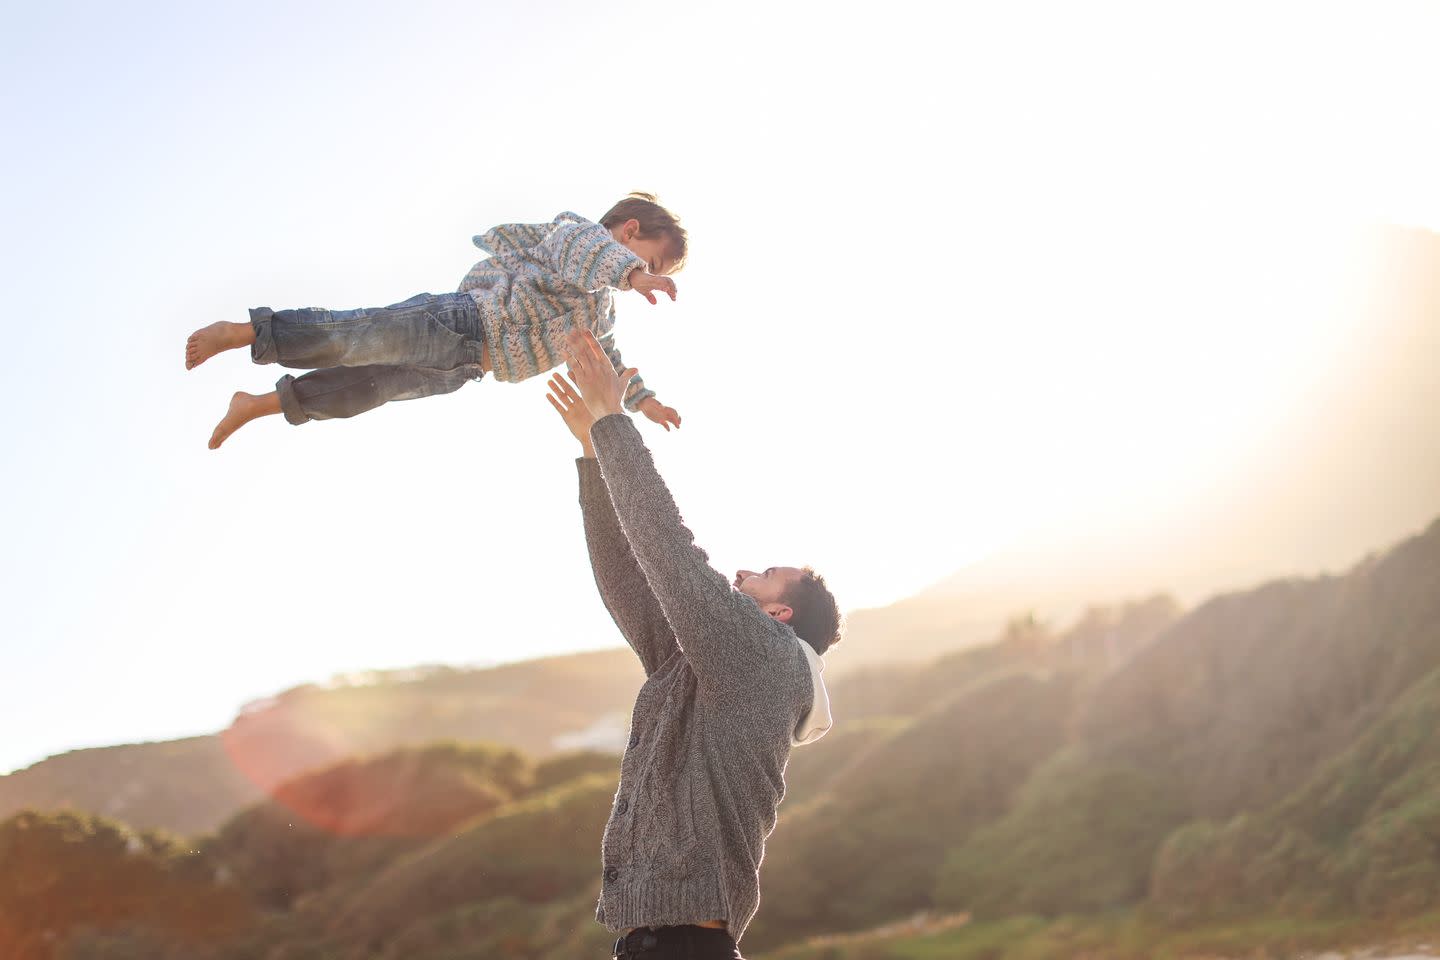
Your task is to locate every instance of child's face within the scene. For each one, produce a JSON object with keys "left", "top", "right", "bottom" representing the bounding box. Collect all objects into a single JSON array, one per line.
[{"left": 611, "top": 219, "right": 680, "bottom": 275}]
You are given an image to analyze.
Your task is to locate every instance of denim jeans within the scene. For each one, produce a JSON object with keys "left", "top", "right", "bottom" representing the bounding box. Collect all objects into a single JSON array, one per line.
[{"left": 248, "top": 292, "right": 486, "bottom": 424}]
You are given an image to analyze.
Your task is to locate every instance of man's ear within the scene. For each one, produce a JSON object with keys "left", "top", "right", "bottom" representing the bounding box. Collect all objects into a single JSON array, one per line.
[
  {"left": 764, "top": 603, "right": 794, "bottom": 625},
  {"left": 623, "top": 218, "right": 641, "bottom": 242}
]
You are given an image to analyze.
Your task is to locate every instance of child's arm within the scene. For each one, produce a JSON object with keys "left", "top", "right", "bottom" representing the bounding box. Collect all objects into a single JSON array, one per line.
[
  {"left": 596, "top": 330, "right": 656, "bottom": 412},
  {"left": 537, "top": 219, "right": 644, "bottom": 293},
  {"left": 596, "top": 331, "right": 681, "bottom": 429}
]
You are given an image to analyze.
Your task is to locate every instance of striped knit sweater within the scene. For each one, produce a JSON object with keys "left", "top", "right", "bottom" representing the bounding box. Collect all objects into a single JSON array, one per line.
[{"left": 457, "top": 212, "right": 656, "bottom": 411}]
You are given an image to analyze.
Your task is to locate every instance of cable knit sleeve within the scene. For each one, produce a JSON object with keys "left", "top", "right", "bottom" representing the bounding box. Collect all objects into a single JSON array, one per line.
[
  {"left": 589, "top": 415, "right": 804, "bottom": 697},
  {"left": 596, "top": 329, "right": 656, "bottom": 413},
  {"left": 538, "top": 218, "right": 644, "bottom": 293},
  {"left": 577, "top": 457, "right": 680, "bottom": 676}
]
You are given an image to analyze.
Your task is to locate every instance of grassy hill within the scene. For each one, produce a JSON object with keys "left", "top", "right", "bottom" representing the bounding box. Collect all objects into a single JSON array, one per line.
[
  {"left": 6, "top": 512, "right": 1440, "bottom": 959},
  {"left": 0, "top": 649, "right": 645, "bottom": 836}
]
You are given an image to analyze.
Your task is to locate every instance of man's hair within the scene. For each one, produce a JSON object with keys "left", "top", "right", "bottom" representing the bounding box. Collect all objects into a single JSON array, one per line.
[
  {"left": 599, "top": 192, "right": 688, "bottom": 271},
  {"left": 783, "top": 567, "right": 843, "bottom": 656}
]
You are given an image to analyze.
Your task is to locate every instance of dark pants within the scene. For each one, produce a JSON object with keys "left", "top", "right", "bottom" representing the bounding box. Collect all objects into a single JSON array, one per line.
[
  {"left": 612, "top": 925, "right": 743, "bottom": 960},
  {"left": 248, "top": 292, "right": 486, "bottom": 424}
]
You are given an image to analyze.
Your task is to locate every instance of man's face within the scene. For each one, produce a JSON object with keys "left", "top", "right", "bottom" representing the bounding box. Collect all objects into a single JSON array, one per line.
[{"left": 734, "top": 567, "right": 806, "bottom": 608}]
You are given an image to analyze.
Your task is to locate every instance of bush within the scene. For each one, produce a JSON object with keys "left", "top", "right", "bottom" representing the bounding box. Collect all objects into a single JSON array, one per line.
[{"left": 937, "top": 749, "right": 1183, "bottom": 917}]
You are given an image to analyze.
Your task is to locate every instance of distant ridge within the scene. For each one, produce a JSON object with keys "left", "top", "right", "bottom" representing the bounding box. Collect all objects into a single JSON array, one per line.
[
  {"left": 839, "top": 224, "right": 1440, "bottom": 672},
  {"left": 5, "top": 512, "right": 1439, "bottom": 959},
  {"left": 0, "top": 649, "right": 643, "bottom": 835}
]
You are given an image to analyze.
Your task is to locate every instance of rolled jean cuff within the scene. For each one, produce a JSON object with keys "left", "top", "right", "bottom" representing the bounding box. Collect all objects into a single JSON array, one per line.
[
  {"left": 250, "top": 307, "right": 279, "bottom": 365},
  {"left": 274, "top": 374, "right": 309, "bottom": 425}
]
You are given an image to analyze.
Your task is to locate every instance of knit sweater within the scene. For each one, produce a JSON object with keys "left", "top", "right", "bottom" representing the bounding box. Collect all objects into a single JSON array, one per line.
[
  {"left": 458, "top": 212, "right": 656, "bottom": 412},
  {"left": 578, "top": 415, "right": 833, "bottom": 942}
]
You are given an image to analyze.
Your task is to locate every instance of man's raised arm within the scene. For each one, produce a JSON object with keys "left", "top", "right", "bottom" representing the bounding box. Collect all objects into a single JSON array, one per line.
[
  {"left": 562, "top": 331, "right": 795, "bottom": 689},
  {"left": 547, "top": 373, "right": 679, "bottom": 676}
]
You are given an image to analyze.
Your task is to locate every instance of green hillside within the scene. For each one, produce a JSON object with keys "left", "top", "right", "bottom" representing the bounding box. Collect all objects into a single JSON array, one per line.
[{"left": 5, "top": 516, "right": 1440, "bottom": 960}]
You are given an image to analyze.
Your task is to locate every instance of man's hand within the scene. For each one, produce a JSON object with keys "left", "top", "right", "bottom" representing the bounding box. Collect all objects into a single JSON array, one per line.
[
  {"left": 564, "top": 328, "right": 635, "bottom": 422},
  {"left": 545, "top": 372, "right": 597, "bottom": 457},
  {"left": 629, "top": 269, "right": 677, "bottom": 306},
  {"left": 639, "top": 397, "right": 682, "bottom": 432}
]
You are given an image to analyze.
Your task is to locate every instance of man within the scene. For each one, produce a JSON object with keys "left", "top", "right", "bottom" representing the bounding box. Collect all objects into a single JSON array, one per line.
[{"left": 546, "top": 329, "right": 840, "bottom": 960}]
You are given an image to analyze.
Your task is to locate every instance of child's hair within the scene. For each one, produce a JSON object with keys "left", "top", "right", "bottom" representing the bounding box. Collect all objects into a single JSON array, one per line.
[{"left": 600, "top": 192, "right": 688, "bottom": 272}]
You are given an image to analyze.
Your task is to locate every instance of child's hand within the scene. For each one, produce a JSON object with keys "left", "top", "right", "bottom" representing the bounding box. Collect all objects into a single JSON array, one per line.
[
  {"left": 639, "top": 397, "right": 682, "bottom": 432},
  {"left": 630, "top": 269, "right": 677, "bottom": 306}
]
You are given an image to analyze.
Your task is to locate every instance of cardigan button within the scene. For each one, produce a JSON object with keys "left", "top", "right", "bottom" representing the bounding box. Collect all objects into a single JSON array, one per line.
[
  {"left": 605, "top": 866, "right": 619, "bottom": 883},
  {"left": 629, "top": 732, "right": 640, "bottom": 748},
  {"left": 616, "top": 799, "right": 629, "bottom": 815}
]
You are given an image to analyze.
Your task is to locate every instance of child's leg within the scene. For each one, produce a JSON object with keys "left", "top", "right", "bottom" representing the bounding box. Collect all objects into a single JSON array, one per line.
[
  {"left": 207, "top": 364, "right": 481, "bottom": 448},
  {"left": 276, "top": 363, "right": 481, "bottom": 424},
  {"left": 249, "top": 293, "right": 484, "bottom": 370}
]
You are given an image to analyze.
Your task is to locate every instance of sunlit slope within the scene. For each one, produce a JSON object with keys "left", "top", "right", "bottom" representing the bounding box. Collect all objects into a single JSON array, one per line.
[
  {"left": 748, "top": 516, "right": 1440, "bottom": 948},
  {"left": 6, "top": 514, "right": 1440, "bottom": 959},
  {"left": 0, "top": 650, "right": 643, "bottom": 835},
  {"left": 843, "top": 225, "right": 1440, "bottom": 672}
]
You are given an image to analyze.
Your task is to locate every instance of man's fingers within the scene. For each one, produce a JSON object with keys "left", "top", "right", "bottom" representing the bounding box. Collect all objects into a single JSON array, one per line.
[
  {"left": 581, "top": 331, "right": 609, "bottom": 366},
  {"left": 564, "top": 337, "right": 593, "bottom": 378},
  {"left": 565, "top": 327, "right": 607, "bottom": 365},
  {"left": 551, "top": 373, "right": 580, "bottom": 404},
  {"left": 545, "top": 393, "right": 565, "bottom": 416},
  {"left": 545, "top": 379, "right": 573, "bottom": 411},
  {"left": 643, "top": 291, "right": 657, "bottom": 305}
]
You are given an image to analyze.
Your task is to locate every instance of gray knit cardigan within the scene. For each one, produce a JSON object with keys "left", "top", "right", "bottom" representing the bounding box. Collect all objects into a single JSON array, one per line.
[{"left": 578, "top": 414, "right": 830, "bottom": 941}]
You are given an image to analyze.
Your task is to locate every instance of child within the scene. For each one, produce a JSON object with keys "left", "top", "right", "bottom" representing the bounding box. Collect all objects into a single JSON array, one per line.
[{"left": 186, "top": 193, "right": 687, "bottom": 448}]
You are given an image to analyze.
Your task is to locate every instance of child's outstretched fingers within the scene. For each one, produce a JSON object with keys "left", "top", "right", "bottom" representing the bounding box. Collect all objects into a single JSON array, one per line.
[
  {"left": 631, "top": 272, "right": 675, "bottom": 305},
  {"left": 643, "top": 401, "right": 681, "bottom": 432}
]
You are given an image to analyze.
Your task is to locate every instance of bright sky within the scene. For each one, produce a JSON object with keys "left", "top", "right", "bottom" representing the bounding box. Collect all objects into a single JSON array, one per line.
[{"left": 3, "top": 1, "right": 1440, "bottom": 775}]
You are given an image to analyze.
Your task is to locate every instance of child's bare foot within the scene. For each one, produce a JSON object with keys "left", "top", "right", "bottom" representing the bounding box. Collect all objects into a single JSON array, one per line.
[
  {"left": 186, "top": 321, "right": 254, "bottom": 370},
  {"left": 209, "top": 391, "right": 280, "bottom": 449}
]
